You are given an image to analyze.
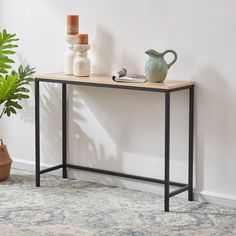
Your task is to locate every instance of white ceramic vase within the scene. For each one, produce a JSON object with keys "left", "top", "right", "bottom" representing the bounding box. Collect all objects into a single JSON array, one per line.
[{"left": 73, "top": 44, "right": 90, "bottom": 77}]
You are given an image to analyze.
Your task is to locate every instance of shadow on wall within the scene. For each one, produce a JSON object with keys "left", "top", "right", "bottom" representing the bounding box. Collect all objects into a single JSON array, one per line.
[
  {"left": 67, "top": 84, "right": 165, "bottom": 185},
  {"left": 195, "top": 66, "right": 236, "bottom": 193},
  {"left": 67, "top": 85, "right": 122, "bottom": 186},
  {"left": 17, "top": 82, "right": 35, "bottom": 124},
  {"left": 40, "top": 83, "right": 63, "bottom": 165},
  {"left": 19, "top": 83, "right": 63, "bottom": 165},
  {"left": 92, "top": 25, "right": 114, "bottom": 75}
]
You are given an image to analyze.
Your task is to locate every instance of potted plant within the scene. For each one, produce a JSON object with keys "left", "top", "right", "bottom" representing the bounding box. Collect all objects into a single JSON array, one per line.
[{"left": 0, "top": 29, "right": 35, "bottom": 181}]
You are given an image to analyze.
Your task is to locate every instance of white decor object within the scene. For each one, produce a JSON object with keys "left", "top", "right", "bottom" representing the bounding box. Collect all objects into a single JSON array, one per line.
[
  {"left": 73, "top": 44, "right": 90, "bottom": 77},
  {"left": 65, "top": 35, "right": 76, "bottom": 75}
]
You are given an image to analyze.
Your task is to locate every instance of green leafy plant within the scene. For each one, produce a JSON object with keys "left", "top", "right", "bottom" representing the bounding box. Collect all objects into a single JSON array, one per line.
[{"left": 0, "top": 29, "right": 35, "bottom": 119}]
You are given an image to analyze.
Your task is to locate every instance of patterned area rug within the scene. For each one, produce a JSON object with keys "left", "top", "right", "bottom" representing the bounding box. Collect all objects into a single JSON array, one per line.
[{"left": 0, "top": 169, "right": 236, "bottom": 236}]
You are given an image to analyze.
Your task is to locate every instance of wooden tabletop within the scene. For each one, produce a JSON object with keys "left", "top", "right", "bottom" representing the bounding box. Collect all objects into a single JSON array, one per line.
[{"left": 36, "top": 73, "right": 194, "bottom": 91}]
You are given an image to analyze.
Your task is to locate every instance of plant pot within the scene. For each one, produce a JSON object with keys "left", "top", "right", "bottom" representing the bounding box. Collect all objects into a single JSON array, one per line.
[{"left": 0, "top": 139, "right": 12, "bottom": 181}]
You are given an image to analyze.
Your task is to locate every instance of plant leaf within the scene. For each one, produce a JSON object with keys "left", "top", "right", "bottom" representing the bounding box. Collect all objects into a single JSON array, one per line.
[
  {"left": 0, "top": 30, "right": 35, "bottom": 119},
  {"left": 0, "top": 29, "right": 19, "bottom": 74}
]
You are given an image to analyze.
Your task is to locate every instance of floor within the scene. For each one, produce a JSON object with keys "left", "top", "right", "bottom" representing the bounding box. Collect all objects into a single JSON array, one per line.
[{"left": 0, "top": 169, "right": 236, "bottom": 236}]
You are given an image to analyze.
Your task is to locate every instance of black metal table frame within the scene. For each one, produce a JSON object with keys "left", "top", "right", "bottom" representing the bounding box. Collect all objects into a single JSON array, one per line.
[{"left": 35, "top": 78, "right": 194, "bottom": 212}]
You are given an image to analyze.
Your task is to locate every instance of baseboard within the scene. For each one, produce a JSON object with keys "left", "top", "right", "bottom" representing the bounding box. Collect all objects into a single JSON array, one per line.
[
  {"left": 12, "top": 159, "right": 236, "bottom": 208},
  {"left": 12, "top": 159, "right": 171, "bottom": 195},
  {"left": 198, "top": 191, "right": 236, "bottom": 208},
  {"left": 12, "top": 159, "right": 188, "bottom": 197},
  {"left": 12, "top": 159, "right": 62, "bottom": 176}
]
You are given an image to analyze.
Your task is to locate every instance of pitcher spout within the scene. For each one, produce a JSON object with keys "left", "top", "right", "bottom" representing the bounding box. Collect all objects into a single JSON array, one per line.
[{"left": 145, "top": 49, "right": 161, "bottom": 57}]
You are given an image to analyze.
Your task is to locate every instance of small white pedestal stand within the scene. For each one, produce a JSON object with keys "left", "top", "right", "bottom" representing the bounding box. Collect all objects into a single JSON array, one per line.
[{"left": 73, "top": 44, "right": 90, "bottom": 77}]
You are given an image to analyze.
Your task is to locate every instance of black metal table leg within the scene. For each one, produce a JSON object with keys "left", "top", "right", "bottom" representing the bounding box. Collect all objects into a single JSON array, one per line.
[
  {"left": 35, "top": 80, "right": 40, "bottom": 187},
  {"left": 188, "top": 86, "right": 194, "bottom": 201},
  {"left": 164, "top": 91, "right": 170, "bottom": 212},
  {"left": 62, "top": 83, "right": 67, "bottom": 178}
]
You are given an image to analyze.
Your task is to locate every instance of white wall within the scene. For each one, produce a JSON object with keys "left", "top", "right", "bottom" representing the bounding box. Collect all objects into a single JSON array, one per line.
[{"left": 1, "top": 0, "right": 236, "bottom": 201}]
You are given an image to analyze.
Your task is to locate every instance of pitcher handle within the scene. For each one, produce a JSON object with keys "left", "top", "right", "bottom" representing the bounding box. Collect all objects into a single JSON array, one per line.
[{"left": 162, "top": 50, "right": 177, "bottom": 69}]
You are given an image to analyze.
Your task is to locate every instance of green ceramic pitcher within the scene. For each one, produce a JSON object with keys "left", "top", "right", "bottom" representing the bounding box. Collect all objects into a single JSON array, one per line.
[{"left": 145, "top": 49, "right": 177, "bottom": 83}]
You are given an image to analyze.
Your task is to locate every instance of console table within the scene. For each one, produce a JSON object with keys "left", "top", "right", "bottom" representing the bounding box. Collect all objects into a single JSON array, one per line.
[{"left": 35, "top": 73, "right": 194, "bottom": 212}]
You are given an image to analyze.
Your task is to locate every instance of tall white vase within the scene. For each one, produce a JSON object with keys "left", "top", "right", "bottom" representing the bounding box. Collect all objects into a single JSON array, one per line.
[
  {"left": 65, "top": 35, "right": 76, "bottom": 75},
  {"left": 73, "top": 44, "right": 90, "bottom": 77}
]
